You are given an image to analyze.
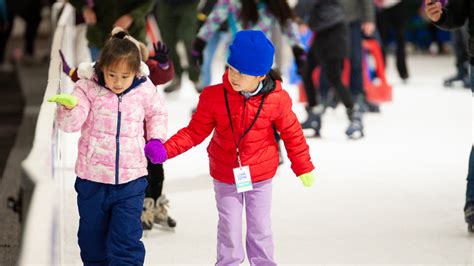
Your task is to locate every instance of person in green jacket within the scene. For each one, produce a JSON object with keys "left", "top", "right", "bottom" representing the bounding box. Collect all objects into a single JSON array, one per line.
[{"left": 69, "top": 0, "right": 154, "bottom": 60}]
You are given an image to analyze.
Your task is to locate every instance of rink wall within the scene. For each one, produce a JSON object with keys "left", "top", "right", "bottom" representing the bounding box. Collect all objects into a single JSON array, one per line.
[{"left": 18, "top": 3, "right": 77, "bottom": 265}]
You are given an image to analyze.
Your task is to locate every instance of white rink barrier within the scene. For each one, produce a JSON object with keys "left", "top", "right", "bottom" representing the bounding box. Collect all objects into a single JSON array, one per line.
[{"left": 18, "top": 2, "right": 79, "bottom": 265}]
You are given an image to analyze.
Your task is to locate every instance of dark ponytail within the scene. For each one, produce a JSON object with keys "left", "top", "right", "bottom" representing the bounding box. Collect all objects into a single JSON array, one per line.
[{"left": 95, "top": 30, "right": 141, "bottom": 76}]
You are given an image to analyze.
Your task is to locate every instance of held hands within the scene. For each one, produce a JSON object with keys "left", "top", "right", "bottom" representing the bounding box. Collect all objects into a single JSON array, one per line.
[
  {"left": 299, "top": 172, "right": 314, "bottom": 187},
  {"left": 191, "top": 38, "right": 206, "bottom": 67},
  {"left": 424, "top": 0, "right": 443, "bottom": 22},
  {"left": 151, "top": 41, "right": 170, "bottom": 65},
  {"left": 144, "top": 139, "right": 168, "bottom": 164},
  {"left": 48, "top": 94, "right": 78, "bottom": 109}
]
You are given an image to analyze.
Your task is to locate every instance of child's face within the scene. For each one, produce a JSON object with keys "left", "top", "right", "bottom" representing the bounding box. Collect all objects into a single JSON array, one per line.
[
  {"left": 227, "top": 65, "right": 266, "bottom": 93},
  {"left": 103, "top": 61, "right": 137, "bottom": 94}
]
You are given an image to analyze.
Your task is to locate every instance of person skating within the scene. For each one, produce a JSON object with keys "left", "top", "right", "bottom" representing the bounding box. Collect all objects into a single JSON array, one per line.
[
  {"left": 443, "top": 24, "right": 470, "bottom": 88},
  {"left": 425, "top": 0, "right": 474, "bottom": 233},
  {"left": 300, "top": 0, "right": 363, "bottom": 139},
  {"left": 147, "top": 30, "right": 315, "bottom": 264},
  {"left": 49, "top": 30, "right": 168, "bottom": 264},
  {"left": 58, "top": 30, "right": 177, "bottom": 231}
]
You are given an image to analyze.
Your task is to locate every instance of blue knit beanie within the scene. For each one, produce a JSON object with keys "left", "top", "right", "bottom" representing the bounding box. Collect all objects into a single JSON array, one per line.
[{"left": 227, "top": 30, "right": 275, "bottom": 76}]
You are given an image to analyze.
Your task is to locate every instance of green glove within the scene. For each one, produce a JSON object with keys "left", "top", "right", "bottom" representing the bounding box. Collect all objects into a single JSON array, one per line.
[
  {"left": 299, "top": 172, "right": 314, "bottom": 187},
  {"left": 48, "top": 94, "right": 78, "bottom": 109}
]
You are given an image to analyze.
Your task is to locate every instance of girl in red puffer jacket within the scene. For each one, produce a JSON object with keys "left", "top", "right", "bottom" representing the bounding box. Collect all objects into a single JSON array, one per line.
[{"left": 146, "top": 29, "right": 315, "bottom": 265}]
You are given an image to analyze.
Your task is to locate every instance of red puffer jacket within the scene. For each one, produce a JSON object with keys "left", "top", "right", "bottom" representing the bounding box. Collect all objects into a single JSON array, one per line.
[{"left": 165, "top": 70, "right": 314, "bottom": 184}]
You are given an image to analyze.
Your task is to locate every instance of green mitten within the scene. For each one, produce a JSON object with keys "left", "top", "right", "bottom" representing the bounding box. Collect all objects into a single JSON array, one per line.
[
  {"left": 299, "top": 172, "right": 314, "bottom": 187},
  {"left": 48, "top": 94, "right": 78, "bottom": 109}
]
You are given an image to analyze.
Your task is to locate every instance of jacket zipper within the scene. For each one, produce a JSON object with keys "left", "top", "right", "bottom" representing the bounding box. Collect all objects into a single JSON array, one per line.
[
  {"left": 241, "top": 97, "right": 248, "bottom": 130},
  {"left": 115, "top": 94, "right": 123, "bottom": 185}
]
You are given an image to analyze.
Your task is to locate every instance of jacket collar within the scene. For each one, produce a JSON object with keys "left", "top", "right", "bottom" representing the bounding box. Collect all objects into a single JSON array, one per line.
[
  {"left": 96, "top": 73, "right": 147, "bottom": 95},
  {"left": 222, "top": 69, "right": 281, "bottom": 98}
]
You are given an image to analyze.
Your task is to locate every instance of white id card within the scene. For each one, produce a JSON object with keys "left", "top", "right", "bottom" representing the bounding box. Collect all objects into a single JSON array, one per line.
[{"left": 233, "top": 166, "right": 253, "bottom": 193}]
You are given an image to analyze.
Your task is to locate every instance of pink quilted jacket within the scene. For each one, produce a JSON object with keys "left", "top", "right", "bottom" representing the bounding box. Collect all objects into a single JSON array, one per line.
[{"left": 56, "top": 68, "right": 167, "bottom": 185}]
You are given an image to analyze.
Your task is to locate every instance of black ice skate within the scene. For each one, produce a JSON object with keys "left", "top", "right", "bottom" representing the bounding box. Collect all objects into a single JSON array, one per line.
[
  {"left": 141, "top": 198, "right": 155, "bottom": 231},
  {"left": 301, "top": 106, "right": 322, "bottom": 137},
  {"left": 355, "top": 94, "right": 381, "bottom": 114},
  {"left": 164, "top": 77, "right": 182, "bottom": 93},
  {"left": 154, "top": 195, "right": 177, "bottom": 229},
  {"left": 345, "top": 109, "right": 364, "bottom": 139},
  {"left": 443, "top": 70, "right": 470, "bottom": 89},
  {"left": 324, "top": 91, "right": 339, "bottom": 110},
  {"left": 464, "top": 201, "right": 474, "bottom": 233}
]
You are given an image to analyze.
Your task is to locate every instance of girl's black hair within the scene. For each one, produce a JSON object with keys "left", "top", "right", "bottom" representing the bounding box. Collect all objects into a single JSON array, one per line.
[
  {"left": 95, "top": 31, "right": 141, "bottom": 76},
  {"left": 267, "top": 69, "right": 282, "bottom": 81},
  {"left": 240, "top": 0, "right": 295, "bottom": 29}
]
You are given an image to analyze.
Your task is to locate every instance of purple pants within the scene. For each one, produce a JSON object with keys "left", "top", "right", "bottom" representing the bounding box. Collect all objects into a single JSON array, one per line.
[{"left": 213, "top": 178, "right": 276, "bottom": 266}]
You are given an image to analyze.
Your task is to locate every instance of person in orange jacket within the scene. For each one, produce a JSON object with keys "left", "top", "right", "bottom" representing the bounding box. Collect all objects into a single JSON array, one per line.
[{"left": 145, "top": 30, "right": 315, "bottom": 265}]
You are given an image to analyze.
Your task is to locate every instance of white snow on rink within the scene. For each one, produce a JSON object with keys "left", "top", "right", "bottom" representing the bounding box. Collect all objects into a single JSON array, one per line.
[{"left": 60, "top": 54, "right": 473, "bottom": 265}]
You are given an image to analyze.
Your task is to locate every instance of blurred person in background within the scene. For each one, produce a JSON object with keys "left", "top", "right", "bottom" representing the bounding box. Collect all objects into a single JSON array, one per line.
[
  {"left": 425, "top": 0, "right": 474, "bottom": 233},
  {"left": 191, "top": 0, "right": 305, "bottom": 77},
  {"left": 422, "top": 0, "right": 450, "bottom": 54},
  {"left": 69, "top": 0, "right": 154, "bottom": 61},
  {"left": 155, "top": 0, "right": 200, "bottom": 93},
  {"left": 443, "top": 23, "right": 470, "bottom": 88},
  {"left": 375, "top": 0, "right": 410, "bottom": 82},
  {"left": 319, "top": 0, "right": 379, "bottom": 113},
  {"left": 0, "top": 0, "right": 45, "bottom": 71},
  {"left": 299, "top": 0, "right": 363, "bottom": 139},
  {"left": 195, "top": 0, "right": 230, "bottom": 92}
]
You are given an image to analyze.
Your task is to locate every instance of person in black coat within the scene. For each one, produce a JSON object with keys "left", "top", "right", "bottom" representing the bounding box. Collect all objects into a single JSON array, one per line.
[
  {"left": 299, "top": 0, "right": 362, "bottom": 139},
  {"left": 425, "top": 0, "right": 474, "bottom": 232},
  {"left": 0, "top": 0, "right": 44, "bottom": 70}
]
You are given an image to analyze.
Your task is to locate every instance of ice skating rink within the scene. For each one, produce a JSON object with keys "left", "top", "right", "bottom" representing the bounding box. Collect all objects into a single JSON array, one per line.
[{"left": 60, "top": 54, "right": 473, "bottom": 265}]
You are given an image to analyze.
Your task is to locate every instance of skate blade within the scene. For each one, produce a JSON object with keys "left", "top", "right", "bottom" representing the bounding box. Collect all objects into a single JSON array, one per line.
[
  {"left": 346, "top": 131, "right": 364, "bottom": 140},
  {"left": 302, "top": 128, "right": 321, "bottom": 138},
  {"left": 153, "top": 221, "right": 176, "bottom": 232}
]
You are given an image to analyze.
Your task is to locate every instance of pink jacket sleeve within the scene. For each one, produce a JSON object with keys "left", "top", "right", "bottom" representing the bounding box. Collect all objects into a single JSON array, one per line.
[
  {"left": 143, "top": 81, "right": 168, "bottom": 142},
  {"left": 56, "top": 80, "right": 91, "bottom": 133}
]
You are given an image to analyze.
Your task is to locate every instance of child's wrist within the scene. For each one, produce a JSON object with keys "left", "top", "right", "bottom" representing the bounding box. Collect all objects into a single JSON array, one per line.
[{"left": 158, "top": 61, "right": 169, "bottom": 70}]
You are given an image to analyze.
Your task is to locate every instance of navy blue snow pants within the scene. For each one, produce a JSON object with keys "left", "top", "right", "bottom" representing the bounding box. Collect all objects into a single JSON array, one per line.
[{"left": 75, "top": 176, "right": 148, "bottom": 266}]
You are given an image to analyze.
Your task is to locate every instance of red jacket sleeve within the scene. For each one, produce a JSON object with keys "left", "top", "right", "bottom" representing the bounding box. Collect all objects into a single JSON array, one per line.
[
  {"left": 146, "top": 59, "right": 174, "bottom": 85},
  {"left": 164, "top": 89, "right": 216, "bottom": 159},
  {"left": 274, "top": 90, "right": 315, "bottom": 176}
]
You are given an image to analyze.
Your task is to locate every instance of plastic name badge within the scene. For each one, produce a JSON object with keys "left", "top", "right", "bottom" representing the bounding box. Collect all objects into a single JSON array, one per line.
[{"left": 233, "top": 166, "right": 253, "bottom": 193}]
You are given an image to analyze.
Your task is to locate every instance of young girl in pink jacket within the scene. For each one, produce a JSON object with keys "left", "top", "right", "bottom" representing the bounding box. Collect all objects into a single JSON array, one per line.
[{"left": 48, "top": 31, "right": 168, "bottom": 265}]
